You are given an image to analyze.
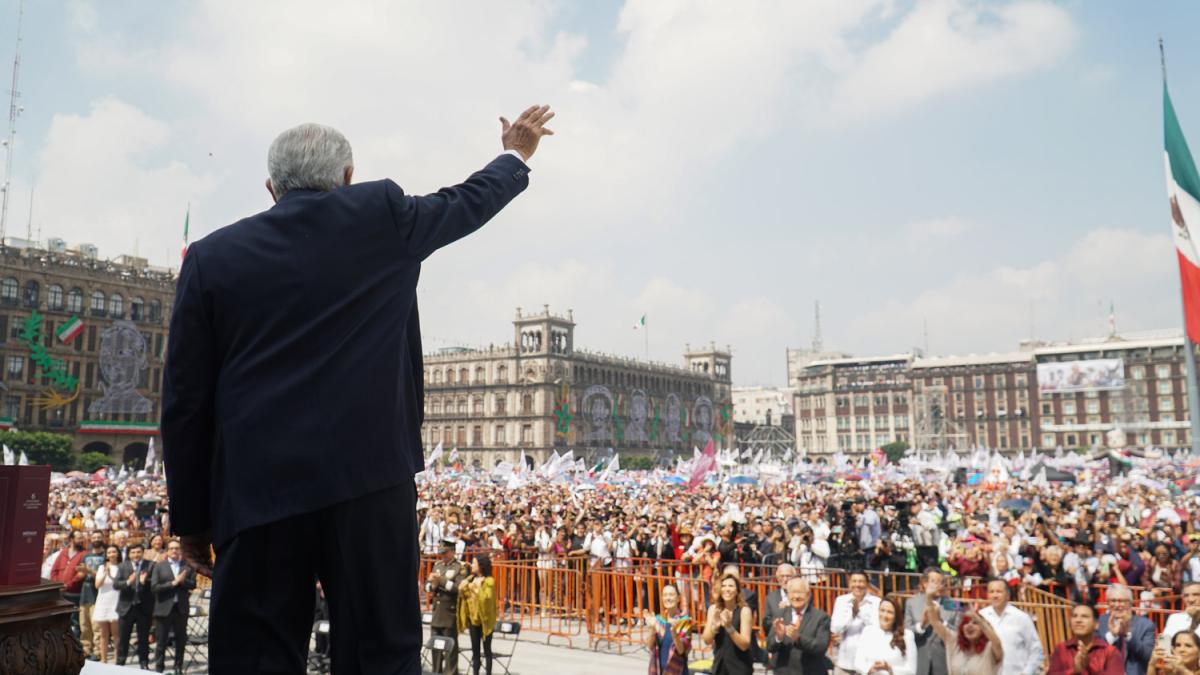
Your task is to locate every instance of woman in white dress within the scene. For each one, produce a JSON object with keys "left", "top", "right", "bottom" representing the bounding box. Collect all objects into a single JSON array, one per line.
[
  {"left": 854, "top": 595, "right": 917, "bottom": 675},
  {"left": 92, "top": 545, "right": 122, "bottom": 663},
  {"left": 925, "top": 601, "right": 1004, "bottom": 675}
]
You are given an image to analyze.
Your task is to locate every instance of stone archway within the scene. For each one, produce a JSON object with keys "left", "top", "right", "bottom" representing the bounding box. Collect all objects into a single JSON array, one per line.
[
  {"left": 122, "top": 442, "right": 149, "bottom": 470},
  {"left": 82, "top": 441, "right": 113, "bottom": 456}
]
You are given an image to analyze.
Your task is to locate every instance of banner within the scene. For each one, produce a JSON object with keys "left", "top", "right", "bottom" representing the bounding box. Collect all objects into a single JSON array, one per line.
[{"left": 1036, "top": 359, "right": 1124, "bottom": 393}]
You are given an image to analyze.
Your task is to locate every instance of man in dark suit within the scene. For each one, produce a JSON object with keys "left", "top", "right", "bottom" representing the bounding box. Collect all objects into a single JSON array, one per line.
[
  {"left": 905, "top": 568, "right": 957, "bottom": 675},
  {"left": 761, "top": 563, "right": 796, "bottom": 668},
  {"left": 1095, "top": 584, "right": 1156, "bottom": 675},
  {"left": 112, "top": 543, "right": 154, "bottom": 670},
  {"left": 162, "top": 105, "right": 555, "bottom": 674},
  {"left": 150, "top": 540, "right": 196, "bottom": 673},
  {"left": 766, "top": 578, "right": 833, "bottom": 675}
]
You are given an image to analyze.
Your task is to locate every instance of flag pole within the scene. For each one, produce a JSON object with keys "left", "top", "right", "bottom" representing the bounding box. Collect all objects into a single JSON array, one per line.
[
  {"left": 1163, "top": 39, "right": 1200, "bottom": 456},
  {"left": 644, "top": 316, "right": 649, "bottom": 361}
]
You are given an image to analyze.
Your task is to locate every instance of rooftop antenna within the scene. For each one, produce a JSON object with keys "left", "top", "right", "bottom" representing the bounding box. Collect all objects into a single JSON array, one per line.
[
  {"left": 25, "top": 183, "right": 32, "bottom": 241},
  {"left": 0, "top": 0, "right": 25, "bottom": 244},
  {"left": 812, "top": 300, "right": 823, "bottom": 352}
]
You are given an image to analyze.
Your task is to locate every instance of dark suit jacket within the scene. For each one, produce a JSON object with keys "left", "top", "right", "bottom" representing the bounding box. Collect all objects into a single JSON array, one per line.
[
  {"left": 1096, "top": 614, "right": 1156, "bottom": 675},
  {"left": 112, "top": 558, "right": 155, "bottom": 617},
  {"left": 162, "top": 154, "right": 530, "bottom": 547},
  {"left": 150, "top": 559, "right": 197, "bottom": 618},
  {"left": 766, "top": 603, "right": 833, "bottom": 675},
  {"left": 905, "top": 591, "right": 958, "bottom": 675}
]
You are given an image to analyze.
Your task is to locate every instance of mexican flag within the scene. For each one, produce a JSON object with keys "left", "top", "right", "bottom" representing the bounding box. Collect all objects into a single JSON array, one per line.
[
  {"left": 1165, "top": 79, "right": 1200, "bottom": 343},
  {"left": 56, "top": 316, "right": 84, "bottom": 343},
  {"left": 632, "top": 314, "right": 645, "bottom": 330}
]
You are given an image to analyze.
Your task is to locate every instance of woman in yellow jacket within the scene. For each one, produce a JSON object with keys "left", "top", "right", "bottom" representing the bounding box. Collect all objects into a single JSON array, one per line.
[{"left": 457, "top": 553, "right": 497, "bottom": 675}]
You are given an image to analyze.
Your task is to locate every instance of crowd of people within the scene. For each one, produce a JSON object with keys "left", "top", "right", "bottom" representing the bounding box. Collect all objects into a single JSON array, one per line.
[
  {"left": 35, "top": 447, "right": 1200, "bottom": 674},
  {"left": 412, "top": 449, "right": 1200, "bottom": 674},
  {"left": 39, "top": 475, "right": 196, "bottom": 673}
]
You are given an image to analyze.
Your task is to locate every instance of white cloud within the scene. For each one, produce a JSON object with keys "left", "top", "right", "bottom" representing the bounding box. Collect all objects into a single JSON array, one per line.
[
  {"left": 843, "top": 228, "right": 1176, "bottom": 354},
  {"left": 832, "top": 0, "right": 1076, "bottom": 120},
  {"left": 34, "top": 97, "right": 216, "bottom": 262}
]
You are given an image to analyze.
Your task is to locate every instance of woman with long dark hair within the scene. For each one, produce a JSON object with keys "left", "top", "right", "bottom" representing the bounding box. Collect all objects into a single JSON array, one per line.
[
  {"left": 457, "top": 553, "right": 497, "bottom": 675},
  {"left": 926, "top": 602, "right": 1004, "bottom": 675},
  {"left": 643, "top": 584, "right": 692, "bottom": 675},
  {"left": 854, "top": 594, "right": 916, "bottom": 675},
  {"left": 701, "top": 572, "right": 753, "bottom": 675}
]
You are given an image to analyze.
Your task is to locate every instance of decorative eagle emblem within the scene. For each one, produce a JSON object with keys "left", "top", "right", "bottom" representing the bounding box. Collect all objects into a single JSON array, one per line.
[{"left": 1171, "top": 195, "right": 1192, "bottom": 241}]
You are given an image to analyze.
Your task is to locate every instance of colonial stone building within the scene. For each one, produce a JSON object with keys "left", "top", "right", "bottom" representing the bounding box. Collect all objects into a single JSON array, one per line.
[
  {"left": 793, "top": 329, "right": 1196, "bottom": 457},
  {"left": 421, "top": 307, "right": 733, "bottom": 468},
  {"left": 0, "top": 240, "right": 174, "bottom": 466}
]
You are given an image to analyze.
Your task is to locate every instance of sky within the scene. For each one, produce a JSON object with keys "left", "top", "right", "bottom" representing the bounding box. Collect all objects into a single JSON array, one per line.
[{"left": 1, "top": 0, "right": 1198, "bottom": 387}]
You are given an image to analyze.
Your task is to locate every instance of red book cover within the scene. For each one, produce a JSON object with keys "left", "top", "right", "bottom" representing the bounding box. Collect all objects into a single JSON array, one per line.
[{"left": 0, "top": 465, "right": 52, "bottom": 586}]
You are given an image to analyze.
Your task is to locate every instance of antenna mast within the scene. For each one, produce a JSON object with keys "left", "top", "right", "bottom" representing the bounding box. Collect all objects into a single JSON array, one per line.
[
  {"left": 812, "top": 300, "right": 823, "bottom": 352},
  {"left": 1, "top": 0, "right": 25, "bottom": 244}
]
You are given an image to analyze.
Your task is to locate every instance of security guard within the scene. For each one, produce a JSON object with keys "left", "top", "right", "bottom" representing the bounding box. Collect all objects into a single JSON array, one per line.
[{"left": 427, "top": 538, "right": 467, "bottom": 675}]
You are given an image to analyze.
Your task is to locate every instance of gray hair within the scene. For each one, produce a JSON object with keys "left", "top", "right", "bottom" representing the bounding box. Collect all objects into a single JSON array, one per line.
[
  {"left": 1106, "top": 584, "right": 1132, "bottom": 601},
  {"left": 267, "top": 123, "right": 353, "bottom": 197}
]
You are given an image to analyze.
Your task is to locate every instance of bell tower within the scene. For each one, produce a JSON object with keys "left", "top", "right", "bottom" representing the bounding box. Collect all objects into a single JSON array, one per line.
[{"left": 514, "top": 305, "right": 575, "bottom": 356}]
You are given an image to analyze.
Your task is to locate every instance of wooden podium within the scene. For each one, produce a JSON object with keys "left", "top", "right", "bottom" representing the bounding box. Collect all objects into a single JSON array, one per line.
[{"left": 0, "top": 465, "right": 85, "bottom": 674}]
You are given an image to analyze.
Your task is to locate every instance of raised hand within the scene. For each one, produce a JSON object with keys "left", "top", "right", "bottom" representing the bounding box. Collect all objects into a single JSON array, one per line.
[
  {"left": 784, "top": 621, "right": 800, "bottom": 641},
  {"left": 719, "top": 608, "right": 733, "bottom": 627},
  {"left": 772, "top": 618, "right": 786, "bottom": 639},
  {"left": 500, "top": 105, "right": 555, "bottom": 162}
]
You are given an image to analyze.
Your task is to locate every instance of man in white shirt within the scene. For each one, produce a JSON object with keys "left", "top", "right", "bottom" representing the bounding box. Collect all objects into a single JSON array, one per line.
[
  {"left": 1162, "top": 581, "right": 1200, "bottom": 643},
  {"left": 583, "top": 520, "right": 613, "bottom": 568},
  {"left": 980, "top": 578, "right": 1044, "bottom": 675},
  {"left": 830, "top": 571, "right": 880, "bottom": 674}
]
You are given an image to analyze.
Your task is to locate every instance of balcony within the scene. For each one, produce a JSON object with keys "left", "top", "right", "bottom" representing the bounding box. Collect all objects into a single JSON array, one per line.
[{"left": 89, "top": 309, "right": 107, "bottom": 318}]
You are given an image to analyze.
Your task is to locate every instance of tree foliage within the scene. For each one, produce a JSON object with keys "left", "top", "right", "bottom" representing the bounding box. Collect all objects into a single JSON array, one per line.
[
  {"left": 0, "top": 430, "right": 76, "bottom": 472},
  {"left": 75, "top": 452, "right": 116, "bottom": 474},
  {"left": 881, "top": 440, "right": 909, "bottom": 464}
]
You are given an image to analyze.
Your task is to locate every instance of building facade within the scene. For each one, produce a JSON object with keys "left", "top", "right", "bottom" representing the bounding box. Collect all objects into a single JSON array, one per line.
[
  {"left": 0, "top": 241, "right": 174, "bottom": 465},
  {"left": 731, "top": 386, "right": 793, "bottom": 426},
  {"left": 793, "top": 330, "right": 1196, "bottom": 457},
  {"left": 421, "top": 307, "right": 733, "bottom": 468}
]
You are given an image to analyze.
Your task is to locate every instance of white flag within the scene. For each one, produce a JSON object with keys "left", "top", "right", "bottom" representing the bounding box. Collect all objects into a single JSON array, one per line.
[
  {"left": 18, "top": 450, "right": 29, "bottom": 466},
  {"left": 118, "top": 464, "right": 128, "bottom": 479},
  {"left": 448, "top": 448, "right": 459, "bottom": 464},
  {"left": 427, "top": 442, "right": 444, "bottom": 465},
  {"left": 146, "top": 438, "right": 157, "bottom": 469},
  {"left": 2, "top": 444, "right": 13, "bottom": 465},
  {"left": 598, "top": 454, "right": 620, "bottom": 483}
]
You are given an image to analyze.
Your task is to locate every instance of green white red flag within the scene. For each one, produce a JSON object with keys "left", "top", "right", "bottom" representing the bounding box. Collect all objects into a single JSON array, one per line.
[
  {"left": 1164, "top": 80, "right": 1200, "bottom": 343},
  {"left": 56, "top": 316, "right": 84, "bottom": 343}
]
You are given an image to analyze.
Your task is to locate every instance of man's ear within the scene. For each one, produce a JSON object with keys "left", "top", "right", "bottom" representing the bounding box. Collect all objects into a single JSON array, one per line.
[
  {"left": 344, "top": 165, "right": 354, "bottom": 186},
  {"left": 266, "top": 178, "right": 277, "bottom": 203}
]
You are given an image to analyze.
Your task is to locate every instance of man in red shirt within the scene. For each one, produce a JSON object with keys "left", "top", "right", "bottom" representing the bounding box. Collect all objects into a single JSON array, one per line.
[
  {"left": 48, "top": 531, "right": 89, "bottom": 641},
  {"left": 1047, "top": 604, "right": 1124, "bottom": 675}
]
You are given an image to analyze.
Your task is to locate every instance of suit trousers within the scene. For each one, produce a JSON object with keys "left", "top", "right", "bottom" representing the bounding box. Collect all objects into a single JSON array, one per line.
[
  {"left": 155, "top": 603, "right": 188, "bottom": 673},
  {"left": 117, "top": 605, "right": 152, "bottom": 668},
  {"left": 208, "top": 479, "right": 421, "bottom": 675}
]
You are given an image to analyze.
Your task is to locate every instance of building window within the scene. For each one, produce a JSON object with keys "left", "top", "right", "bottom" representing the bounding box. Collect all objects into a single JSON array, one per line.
[
  {"left": 974, "top": 376, "right": 984, "bottom": 389},
  {"left": 1111, "top": 399, "right": 1124, "bottom": 413},
  {"left": 1040, "top": 402, "right": 1052, "bottom": 415},
  {"left": 148, "top": 299, "right": 162, "bottom": 322},
  {"left": 46, "top": 285, "right": 64, "bottom": 311},
  {"left": 472, "top": 425, "right": 483, "bottom": 446},
  {"left": 1156, "top": 364, "right": 1172, "bottom": 379},
  {"left": 995, "top": 374, "right": 1007, "bottom": 387},
  {"left": 495, "top": 425, "right": 505, "bottom": 445},
  {"left": 521, "top": 394, "right": 533, "bottom": 414},
  {"left": 431, "top": 400, "right": 442, "bottom": 415},
  {"left": 459, "top": 368, "right": 469, "bottom": 383},
  {"left": 62, "top": 288, "right": 82, "bottom": 313},
  {"left": 474, "top": 367, "right": 485, "bottom": 384},
  {"left": 495, "top": 395, "right": 506, "bottom": 415},
  {"left": 1163, "top": 430, "right": 1177, "bottom": 445},
  {"left": 6, "top": 356, "right": 23, "bottom": 379},
  {"left": 1065, "top": 434, "right": 1077, "bottom": 446},
  {"left": 23, "top": 280, "right": 39, "bottom": 308},
  {"left": 496, "top": 365, "right": 508, "bottom": 383},
  {"left": 1015, "top": 374, "right": 1027, "bottom": 387},
  {"left": 109, "top": 294, "right": 124, "bottom": 318},
  {"left": 1158, "top": 380, "right": 1173, "bottom": 395},
  {"left": 1063, "top": 401, "right": 1076, "bottom": 415},
  {"left": 90, "top": 291, "right": 106, "bottom": 317},
  {"left": 1041, "top": 433, "right": 1055, "bottom": 448},
  {"left": 1131, "top": 366, "right": 1145, "bottom": 380},
  {"left": 0, "top": 277, "right": 17, "bottom": 305},
  {"left": 521, "top": 424, "right": 533, "bottom": 445},
  {"left": 431, "top": 428, "right": 440, "bottom": 444},
  {"left": 1086, "top": 400, "right": 1100, "bottom": 414},
  {"left": 473, "top": 397, "right": 484, "bottom": 415},
  {"left": 952, "top": 376, "right": 964, "bottom": 389},
  {"left": 3, "top": 395, "right": 18, "bottom": 420},
  {"left": 1160, "top": 396, "right": 1175, "bottom": 412},
  {"left": 457, "top": 399, "right": 467, "bottom": 414},
  {"left": 131, "top": 297, "right": 145, "bottom": 321}
]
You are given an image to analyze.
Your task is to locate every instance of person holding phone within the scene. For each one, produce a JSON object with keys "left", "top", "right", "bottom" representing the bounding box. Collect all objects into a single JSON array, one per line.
[
  {"left": 926, "top": 602, "right": 1004, "bottom": 675},
  {"left": 906, "top": 568, "right": 957, "bottom": 675},
  {"left": 1148, "top": 631, "right": 1200, "bottom": 675}
]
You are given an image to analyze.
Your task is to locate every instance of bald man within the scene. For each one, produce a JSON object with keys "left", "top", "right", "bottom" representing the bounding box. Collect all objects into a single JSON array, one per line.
[{"left": 766, "top": 578, "right": 832, "bottom": 674}]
